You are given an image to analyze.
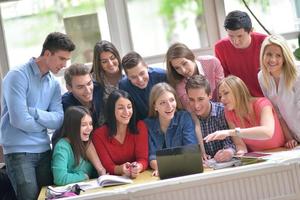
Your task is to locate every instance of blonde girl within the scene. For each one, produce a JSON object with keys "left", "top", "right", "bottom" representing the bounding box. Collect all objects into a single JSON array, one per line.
[{"left": 258, "top": 35, "right": 300, "bottom": 148}]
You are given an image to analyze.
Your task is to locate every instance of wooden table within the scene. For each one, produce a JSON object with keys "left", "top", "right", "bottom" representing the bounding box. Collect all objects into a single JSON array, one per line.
[
  {"left": 38, "top": 148, "right": 300, "bottom": 200},
  {"left": 39, "top": 170, "right": 158, "bottom": 199}
]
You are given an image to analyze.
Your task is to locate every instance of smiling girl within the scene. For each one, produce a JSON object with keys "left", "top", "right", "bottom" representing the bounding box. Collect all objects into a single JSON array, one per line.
[
  {"left": 92, "top": 40, "right": 122, "bottom": 89},
  {"left": 204, "top": 76, "right": 285, "bottom": 153},
  {"left": 144, "top": 83, "right": 197, "bottom": 176},
  {"left": 52, "top": 106, "right": 102, "bottom": 186},
  {"left": 166, "top": 42, "right": 224, "bottom": 109},
  {"left": 91, "top": 41, "right": 123, "bottom": 125},
  {"left": 258, "top": 35, "right": 300, "bottom": 148},
  {"left": 92, "top": 90, "right": 148, "bottom": 179}
]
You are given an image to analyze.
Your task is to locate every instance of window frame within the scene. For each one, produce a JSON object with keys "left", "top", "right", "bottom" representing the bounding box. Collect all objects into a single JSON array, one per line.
[
  {"left": 104, "top": 0, "right": 225, "bottom": 64},
  {"left": 0, "top": 8, "right": 9, "bottom": 79},
  {"left": 0, "top": 0, "right": 299, "bottom": 79}
]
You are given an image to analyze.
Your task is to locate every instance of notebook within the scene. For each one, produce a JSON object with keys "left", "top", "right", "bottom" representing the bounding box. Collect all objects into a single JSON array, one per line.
[{"left": 156, "top": 144, "right": 203, "bottom": 179}]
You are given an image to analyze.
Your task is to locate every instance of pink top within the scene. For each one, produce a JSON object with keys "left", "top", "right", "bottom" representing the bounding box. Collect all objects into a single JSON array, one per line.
[
  {"left": 176, "top": 55, "right": 224, "bottom": 111},
  {"left": 92, "top": 120, "right": 148, "bottom": 175},
  {"left": 225, "top": 97, "right": 285, "bottom": 152},
  {"left": 215, "top": 32, "right": 267, "bottom": 97}
]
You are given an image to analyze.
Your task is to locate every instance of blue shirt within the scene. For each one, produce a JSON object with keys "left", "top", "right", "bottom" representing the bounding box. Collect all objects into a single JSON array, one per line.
[
  {"left": 51, "top": 81, "right": 105, "bottom": 146},
  {"left": 199, "top": 102, "right": 235, "bottom": 157},
  {"left": 144, "top": 110, "right": 197, "bottom": 161},
  {"left": 0, "top": 58, "right": 63, "bottom": 154},
  {"left": 119, "top": 67, "right": 166, "bottom": 120},
  {"left": 61, "top": 81, "right": 104, "bottom": 128}
]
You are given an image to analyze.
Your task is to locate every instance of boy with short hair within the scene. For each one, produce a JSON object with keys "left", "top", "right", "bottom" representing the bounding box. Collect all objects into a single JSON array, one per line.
[
  {"left": 119, "top": 51, "right": 166, "bottom": 120},
  {"left": 0, "top": 32, "right": 75, "bottom": 199},
  {"left": 52, "top": 63, "right": 105, "bottom": 145},
  {"left": 215, "top": 10, "right": 267, "bottom": 97},
  {"left": 186, "top": 75, "right": 235, "bottom": 162},
  {"left": 63, "top": 63, "right": 105, "bottom": 127},
  {"left": 51, "top": 63, "right": 106, "bottom": 176}
]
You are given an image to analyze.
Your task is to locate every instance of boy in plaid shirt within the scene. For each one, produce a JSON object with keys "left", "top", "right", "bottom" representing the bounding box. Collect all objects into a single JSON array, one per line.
[{"left": 186, "top": 75, "right": 235, "bottom": 162}]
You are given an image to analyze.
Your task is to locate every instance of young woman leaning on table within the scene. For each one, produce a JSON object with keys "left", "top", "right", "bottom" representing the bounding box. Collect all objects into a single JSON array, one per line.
[
  {"left": 52, "top": 106, "right": 104, "bottom": 186},
  {"left": 258, "top": 34, "right": 300, "bottom": 148},
  {"left": 204, "top": 75, "right": 285, "bottom": 154},
  {"left": 144, "top": 83, "right": 198, "bottom": 176},
  {"left": 92, "top": 89, "right": 148, "bottom": 179}
]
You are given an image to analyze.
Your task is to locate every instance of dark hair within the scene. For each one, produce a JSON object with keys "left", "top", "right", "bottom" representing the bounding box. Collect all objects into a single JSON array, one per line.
[
  {"left": 121, "top": 51, "right": 146, "bottom": 73},
  {"left": 224, "top": 10, "right": 252, "bottom": 32},
  {"left": 61, "top": 106, "right": 92, "bottom": 166},
  {"left": 91, "top": 40, "right": 122, "bottom": 87},
  {"left": 105, "top": 89, "right": 138, "bottom": 137},
  {"left": 41, "top": 32, "right": 75, "bottom": 56},
  {"left": 165, "top": 42, "right": 195, "bottom": 88},
  {"left": 185, "top": 74, "right": 211, "bottom": 95},
  {"left": 64, "top": 63, "right": 92, "bottom": 87}
]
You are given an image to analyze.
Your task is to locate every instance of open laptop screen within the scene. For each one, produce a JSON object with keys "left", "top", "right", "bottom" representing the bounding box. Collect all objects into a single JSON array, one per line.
[{"left": 156, "top": 144, "right": 203, "bottom": 179}]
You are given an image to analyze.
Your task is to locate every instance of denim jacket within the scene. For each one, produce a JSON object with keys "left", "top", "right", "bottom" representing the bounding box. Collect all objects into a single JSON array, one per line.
[{"left": 144, "top": 110, "right": 197, "bottom": 161}]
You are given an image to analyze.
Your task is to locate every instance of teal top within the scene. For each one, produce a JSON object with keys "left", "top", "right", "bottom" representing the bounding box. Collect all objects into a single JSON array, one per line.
[{"left": 52, "top": 138, "right": 95, "bottom": 186}]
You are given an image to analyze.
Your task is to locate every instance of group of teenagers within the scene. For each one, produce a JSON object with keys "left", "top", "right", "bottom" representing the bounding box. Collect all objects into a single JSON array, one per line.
[{"left": 0, "top": 10, "right": 300, "bottom": 200}]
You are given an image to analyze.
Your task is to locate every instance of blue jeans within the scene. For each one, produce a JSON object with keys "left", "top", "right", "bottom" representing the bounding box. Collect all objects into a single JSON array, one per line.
[{"left": 4, "top": 151, "right": 53, "bottom": 200}]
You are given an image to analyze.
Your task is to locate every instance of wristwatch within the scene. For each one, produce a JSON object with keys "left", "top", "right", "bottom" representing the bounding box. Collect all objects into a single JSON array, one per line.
[{"left": 235, "top": 127, "right": 241, "bottom": 137}]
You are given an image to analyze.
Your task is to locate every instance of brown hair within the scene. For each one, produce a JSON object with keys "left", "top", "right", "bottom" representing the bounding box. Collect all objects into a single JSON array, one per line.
[
  {"left": 61, "top": 106, "right": 92, "bottom": 166},
  {"left": 122, "top": 51, "right": 147, "bottom": 73},
  {"left": 41, "top": 32, "right": 75, "bottom": 56},
  {"left": 185, "top": 74, "right": 211, "bottom": 95},
  {"left": 91, "top": 40, "right": 122, "bottom": 87},
  {"left": 165, "top": 42, "right": 195, "bottom": 88},
  {"left": 64, "top": 63, "right": 91, "bottom": 87}
]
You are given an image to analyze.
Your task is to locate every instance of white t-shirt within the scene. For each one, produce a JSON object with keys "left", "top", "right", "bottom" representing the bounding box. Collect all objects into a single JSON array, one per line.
[{"left": 258, "top": 69, "right": 300, "bottom": 141}]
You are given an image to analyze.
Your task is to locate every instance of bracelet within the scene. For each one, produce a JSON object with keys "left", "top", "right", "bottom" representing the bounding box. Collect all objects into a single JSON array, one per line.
[{"left": 235, "top": 127, "right": 241, "bottom": 137}]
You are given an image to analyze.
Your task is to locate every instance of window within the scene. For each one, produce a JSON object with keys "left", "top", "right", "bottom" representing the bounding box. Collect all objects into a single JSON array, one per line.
[
  {"left": 126, "top": 0, "right": 209, "bottom": 57},
  {"left": 0, "top": 0, "right": 109, "bottom": 69},
  {"left": 0, "top": 0, "right": 222, "bottom": 73}
]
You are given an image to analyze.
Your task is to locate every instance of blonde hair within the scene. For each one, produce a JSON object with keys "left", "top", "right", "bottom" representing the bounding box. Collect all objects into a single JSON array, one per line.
[
  {"left": 165, "top": 42, "right": 195, "bottom": 88},
  {"left": 219, "top": 76, "right": 253, "bottom": 125},
  {"left": 148, "top": 82, "right": 182, "bottom": 118},
  {"left": 260, "top": 34, "right": 298, "bottom": 90}
]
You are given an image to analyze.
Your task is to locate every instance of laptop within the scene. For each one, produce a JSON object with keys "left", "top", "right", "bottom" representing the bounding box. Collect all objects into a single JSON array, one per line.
[{"left": 156, "top": 144, "right": 203, "bottom": 179}]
